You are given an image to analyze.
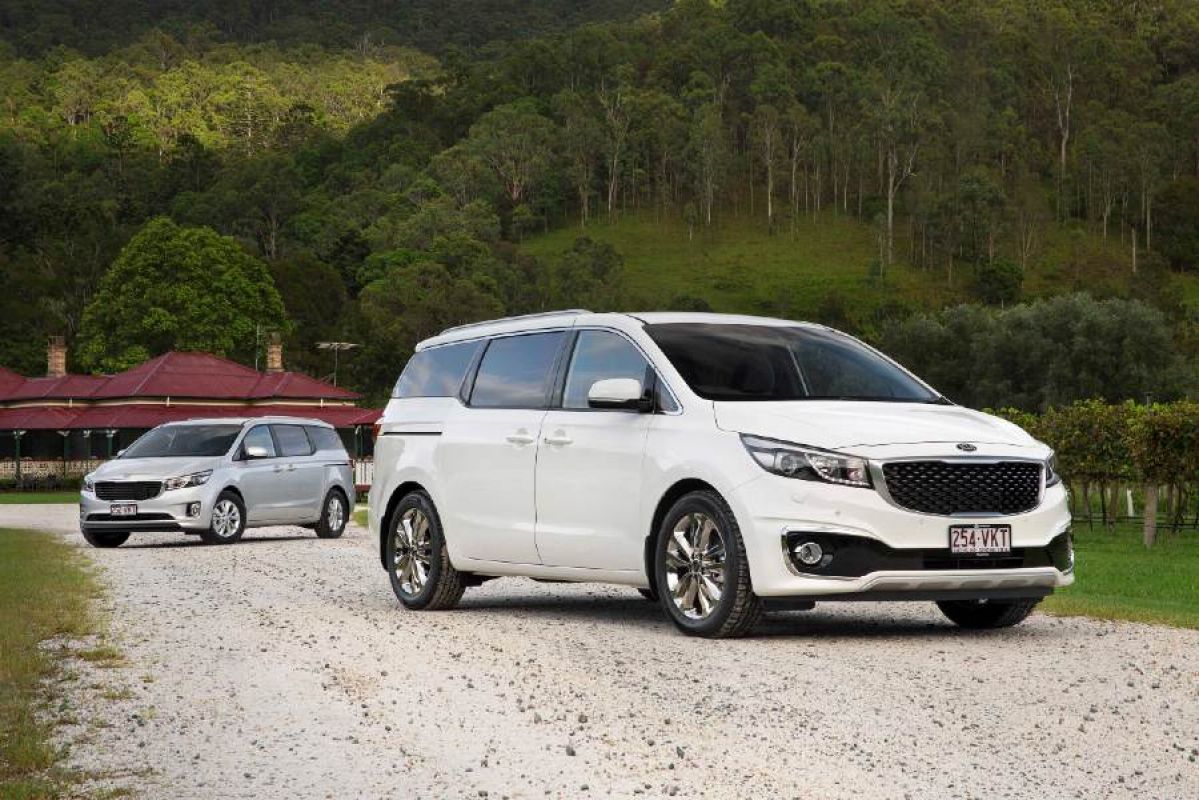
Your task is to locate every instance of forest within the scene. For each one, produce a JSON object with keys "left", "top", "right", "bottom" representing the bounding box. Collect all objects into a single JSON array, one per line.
[{"left": 2, "top": 0, "right": 1199, "bottom": 407}]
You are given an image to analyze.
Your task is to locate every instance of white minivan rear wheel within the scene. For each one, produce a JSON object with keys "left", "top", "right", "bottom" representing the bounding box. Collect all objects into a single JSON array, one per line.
[{"left": 386, "top": 491, "right": 465, "bottom": 610}]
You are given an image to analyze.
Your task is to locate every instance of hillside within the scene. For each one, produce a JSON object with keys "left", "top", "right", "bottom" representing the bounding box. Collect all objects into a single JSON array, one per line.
[{"left": 520, "top": 212, "right": 1199, "bottom": 331}]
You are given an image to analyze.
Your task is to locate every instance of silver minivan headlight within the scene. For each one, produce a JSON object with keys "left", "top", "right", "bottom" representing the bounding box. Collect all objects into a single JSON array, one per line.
[
  {"left": 82, "top": 473, "right": 95, "bottom": 493},
  {"left": 740, "top": 435, "right": 872, "bottom": 488},
  {"left": 163, "top": 470, "right": 213, "bottom": 491}
]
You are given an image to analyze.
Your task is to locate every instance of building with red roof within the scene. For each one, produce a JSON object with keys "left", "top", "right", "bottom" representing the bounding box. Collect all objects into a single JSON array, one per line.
[{"left": 0, "top": 338, "right": 379, "bottom": 485}]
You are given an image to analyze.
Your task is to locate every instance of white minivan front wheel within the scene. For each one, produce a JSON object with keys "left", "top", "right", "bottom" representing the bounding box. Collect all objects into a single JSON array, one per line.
[{"left": 654, "top": 490, "right": 761, "bottom": 638}]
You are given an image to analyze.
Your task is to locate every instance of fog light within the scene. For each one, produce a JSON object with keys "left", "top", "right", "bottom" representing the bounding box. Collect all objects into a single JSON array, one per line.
[
  {"left": 187, "top": 502, "right": 202, "bottom": 518},
  {"left": 794, "top": 541, "right": 823, "bottom": 566}
]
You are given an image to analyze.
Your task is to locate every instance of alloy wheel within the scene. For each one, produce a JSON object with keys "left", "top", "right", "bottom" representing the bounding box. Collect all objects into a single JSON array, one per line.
[
  {"left": 393, "top": 507, "right": 433, "bottom": 595},
  {"left": 664, "top": 512, "right": 727, "bottom": 620},
  {"left": 326, "top": 495, "right": 345, "bottom": 532},
  {"left": 211, "top": 499, "right": 241, "bottom": 539}
]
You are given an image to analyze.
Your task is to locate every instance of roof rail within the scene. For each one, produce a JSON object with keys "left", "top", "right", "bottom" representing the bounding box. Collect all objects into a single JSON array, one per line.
[{"left": 438, "top": 309, "right": 591, "bottom": 336}]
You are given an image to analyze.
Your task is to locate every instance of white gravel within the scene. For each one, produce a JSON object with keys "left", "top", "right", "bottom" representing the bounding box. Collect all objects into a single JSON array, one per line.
[{"left": 4, "top": 503, "right": 1197, "bottom": 799}]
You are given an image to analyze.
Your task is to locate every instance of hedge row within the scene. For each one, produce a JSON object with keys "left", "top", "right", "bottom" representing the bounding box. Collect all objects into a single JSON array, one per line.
[{"left": 990, "top": 401, "right": 1199, "bottom": 545}]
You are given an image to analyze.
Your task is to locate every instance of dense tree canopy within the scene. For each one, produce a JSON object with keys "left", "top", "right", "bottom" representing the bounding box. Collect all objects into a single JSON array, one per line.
[
  {"left": 77, "top": 217, "right": 286, "bottom": 371},
  {"left": 1, "top": 0, "right": 1198, "bottom": 405}
]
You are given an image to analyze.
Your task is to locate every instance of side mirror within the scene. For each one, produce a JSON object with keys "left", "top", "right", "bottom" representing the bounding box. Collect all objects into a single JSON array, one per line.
[
  {"left": 243, "top": 444, "right": 271, "bottom": 460},
  {"left": 587, "top": 378, "right": 650, "bottom": 412}
]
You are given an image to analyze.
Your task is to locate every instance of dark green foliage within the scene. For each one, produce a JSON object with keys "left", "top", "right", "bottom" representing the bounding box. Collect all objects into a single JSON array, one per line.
[
  {"left": 881, "top": 295, "right": 1184, "bottom": 411},
  {"left": 77, "top": 218, "right": 287, "bottom": 371},
  {"left": 1156, "top": 178, "right": 1199, "bottom": 271},
  {"left": 0, "top": 0, "right": 1198, "bottom": 405},
  {"left": 974, "top": 258, "right": 1023, "bottom": 305}
]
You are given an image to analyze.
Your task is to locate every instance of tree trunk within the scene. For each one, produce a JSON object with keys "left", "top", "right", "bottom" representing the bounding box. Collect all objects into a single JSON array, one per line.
[{"left": 1142, "top": 483, "right": 1157, "bottom": 547}]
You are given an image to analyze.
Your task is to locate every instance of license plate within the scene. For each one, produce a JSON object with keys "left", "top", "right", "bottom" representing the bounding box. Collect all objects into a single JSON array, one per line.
[
  {"left": 949, "top": 524, "right": 1011, "bottom": 555},
  {"left": 110, "top": 503, "right": 138, "bottom": 517}
]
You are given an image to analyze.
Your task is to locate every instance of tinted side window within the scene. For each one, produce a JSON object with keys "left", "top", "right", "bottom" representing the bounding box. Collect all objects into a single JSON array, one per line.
[
  {"left": 272, "top": 425, "right": 314, "bottom": 457},
  {"left": 469, "top": 332, "right": 566, "bottom": 409},
  {"left": 562, "top": 331, "right": 652, "bottom": 409},
  {"left": 393, "top": 340, "right": 483, "bottom": 398},
  {"left": 306, "top": 426, "right": 346, "bottom": 454},
  {"left": 242, "top": 425, "right": 277, "bottom": 458}
]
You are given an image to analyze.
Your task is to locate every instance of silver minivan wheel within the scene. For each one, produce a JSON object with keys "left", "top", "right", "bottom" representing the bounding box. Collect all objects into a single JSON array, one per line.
[
  {"left": 201, "top": 491, "right": 246, "bottom": 545},
  {"left": 315, "top": 489, "right": 348, "bottom": 539}
]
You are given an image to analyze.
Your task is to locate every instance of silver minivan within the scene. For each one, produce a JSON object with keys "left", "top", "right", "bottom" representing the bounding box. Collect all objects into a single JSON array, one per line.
[{"left": 80, "top": 417, "right": 355, "bottom": 547}]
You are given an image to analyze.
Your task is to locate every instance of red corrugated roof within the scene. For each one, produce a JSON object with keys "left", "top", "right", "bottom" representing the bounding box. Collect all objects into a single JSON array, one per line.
[
  {"left": 0, "top": 404, "right": 380, "bottom": 431},
  {"left": 0, "top": 351, "right": 377, "bottom": 431},
  {"left": 0, "top": 351, "right": 359, "bottom": 402},
  {"left": 0, "top": 406, "right": 80, "bottom": 430},
  {"left": 92, "top": 352, "right": 359, "bottom": 400},
  {"left": 5, "top": 374, "right": 109, "bottom": 401}
]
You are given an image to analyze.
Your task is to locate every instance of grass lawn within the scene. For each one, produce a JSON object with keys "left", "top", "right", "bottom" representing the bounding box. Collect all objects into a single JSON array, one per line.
[
  {"left": 353, "top": 508, "right": 368, "bottom": 528},
  {"left": 0, "top": 528, "right": 101, "bottom": 798},
  {"left": 0, "top": 493, "right": 79, "bottom": 505},
  {"left": 1041, "top": 522, "right": 1199, "bottom": 629}
]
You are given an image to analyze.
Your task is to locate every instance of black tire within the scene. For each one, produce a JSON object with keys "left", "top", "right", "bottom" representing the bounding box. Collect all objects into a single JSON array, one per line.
[
  {"left": 637, "top": 587, "right": 659, "bottom": 602},
  {"left": 385, "top": 491, "right": 465, "bottom": 610},
  {"left": 81, "top": 529, "right": 129, "bottom": 548},
  {"left": 654, "top": 490, "right": 761, "bottom": 638},
  {"left": 314, "top": 489, "right": 348, "bottom": 539},
  {"left": 936, "top": 598, "right": 1040, "bottom": 629},
  {"left": 200, "top": 490, "right": 246, "bottom": 545}
]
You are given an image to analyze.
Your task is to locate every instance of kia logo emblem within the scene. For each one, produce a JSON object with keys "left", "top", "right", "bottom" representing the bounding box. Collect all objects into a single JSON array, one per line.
[{"left": 956, "top": 443, "right": 977, "bottom": 452}]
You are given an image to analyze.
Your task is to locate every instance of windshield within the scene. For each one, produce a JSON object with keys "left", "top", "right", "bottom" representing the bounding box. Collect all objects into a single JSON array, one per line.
[
  {"left": 120, "top": 424, "right": 242, "bottom": 458},
  {"left": 645, "top": 323, "right": 940, "bottom": 403}
]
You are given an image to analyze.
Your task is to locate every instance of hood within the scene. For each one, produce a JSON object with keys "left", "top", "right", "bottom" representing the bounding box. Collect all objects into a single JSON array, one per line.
[
  {"left": 713, "top": 401, "right": 1038, "bottom": 452},
  {"left": 91, "top": 456, "right": 223, "bottom": 481}
]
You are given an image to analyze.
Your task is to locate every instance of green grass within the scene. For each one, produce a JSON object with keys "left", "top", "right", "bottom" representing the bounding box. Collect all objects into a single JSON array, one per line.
[
  {"left": 353, "top": 508, "right": 368, "bottom": 528},
  {"left": 1042, "top": 523, "right": 1199, "bottom": 629},
  {"left": 0, "top": 493, "right": 79, "bottom": 505},
  {"left": 0, "top": 529, "right": 101, "bottom": 798},
  {"left": 521, "top": 211, "right": 1199, "bottom": 321}
]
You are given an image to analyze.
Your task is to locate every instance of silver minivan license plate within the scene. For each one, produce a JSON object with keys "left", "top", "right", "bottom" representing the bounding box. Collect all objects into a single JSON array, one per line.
[
  {"left": 110, "top": 503, "right": 138, "bottom": 517},
  {"left": 949, "top": 524, "right": 1011, "bottom": 554}
]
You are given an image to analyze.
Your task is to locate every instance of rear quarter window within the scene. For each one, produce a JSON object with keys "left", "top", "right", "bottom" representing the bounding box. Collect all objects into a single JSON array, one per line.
[
  {"left": 272, "top": 424, "right": 314, "bottom": 457},
  {"left": 306, "top": 426, "right": 347, "bottom": 454},
  {"left": 393, "top": 340, "right": 483, "bottom": 399}
]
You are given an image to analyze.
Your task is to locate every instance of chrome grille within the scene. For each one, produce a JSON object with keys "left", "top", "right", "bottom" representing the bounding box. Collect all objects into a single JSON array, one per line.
[
  {"left": 95, "top": 481, "right": 162, "bottom": 501},
  {"left": 881, "top": 461, "right": 1042, "bottom": 516}
]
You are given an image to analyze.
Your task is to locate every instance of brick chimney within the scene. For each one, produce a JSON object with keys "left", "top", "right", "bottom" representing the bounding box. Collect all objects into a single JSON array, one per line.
[
  {"left": 47, "top": 336, "right": 67, "bottom": 378},
  {"left": 265, "top": 333, "right": 283, "bottom": 373}
]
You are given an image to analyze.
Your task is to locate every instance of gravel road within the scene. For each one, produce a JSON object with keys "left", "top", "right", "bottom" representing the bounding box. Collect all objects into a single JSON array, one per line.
[{"left": 5, "top": 503, "right": 1197, "bottom": 799}]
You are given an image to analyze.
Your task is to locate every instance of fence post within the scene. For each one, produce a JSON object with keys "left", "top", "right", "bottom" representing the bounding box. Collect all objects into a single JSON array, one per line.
[{"left": 1143, "top": 484, "right": 1158, "bottom": 548}]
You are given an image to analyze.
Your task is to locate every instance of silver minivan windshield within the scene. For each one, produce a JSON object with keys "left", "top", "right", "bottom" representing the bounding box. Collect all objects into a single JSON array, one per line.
[
  {"left": 645, "top": 323, "right": 942, "bottom": 403},
  {"left": 120, "top": 424, "right": 243, "bottom": 458}
]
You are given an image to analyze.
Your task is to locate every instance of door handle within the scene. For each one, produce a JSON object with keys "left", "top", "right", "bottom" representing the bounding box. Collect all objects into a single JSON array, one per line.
[
  {"left": 287, "top": 463, "right": 296, "bottom": 471},
  {"left": 543, "top": 433, "right": 573, "bottom": 446},
  {"left": 273, "top": 464, "right": 284, "bottom": 473},
  {"left": 505, "top": 431, "right": 536, "bottom": 446}
]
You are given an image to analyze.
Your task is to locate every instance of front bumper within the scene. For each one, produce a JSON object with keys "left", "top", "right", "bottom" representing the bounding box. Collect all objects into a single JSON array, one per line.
[
  {"left": 731, "top": 473, "right": 1074, "bottom": 598},
  {"left": 79, "top": 485, "right": 217, "bottom": 534}
]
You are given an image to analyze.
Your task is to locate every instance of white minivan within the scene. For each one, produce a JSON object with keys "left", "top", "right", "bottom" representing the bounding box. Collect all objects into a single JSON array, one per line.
[{"left": 369, "top": 311, "right": 1073, "bottom": 637}]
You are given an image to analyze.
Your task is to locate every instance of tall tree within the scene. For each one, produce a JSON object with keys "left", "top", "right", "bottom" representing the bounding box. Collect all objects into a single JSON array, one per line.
[{"left": 77, "top": 217, "right": 286, "bottom": 371}]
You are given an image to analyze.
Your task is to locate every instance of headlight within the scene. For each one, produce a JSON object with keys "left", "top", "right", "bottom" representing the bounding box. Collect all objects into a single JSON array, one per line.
[
  {"left": 741, "top": 435, "right": 872, "bottom": 488},
  {"left": 1044, "top": 453, "right": 1061, "bottom": 487},
  {"left": 163, "top": 470, "right": 212, "bottom": 491},
  {"left": 82, "top": 474, "right": 95, "bottom": 493}
]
